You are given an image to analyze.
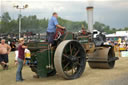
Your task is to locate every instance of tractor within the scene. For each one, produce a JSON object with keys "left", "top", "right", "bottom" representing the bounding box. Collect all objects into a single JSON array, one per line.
[{"left": 26, "top": 6, "right": 118, "bottom": 80}]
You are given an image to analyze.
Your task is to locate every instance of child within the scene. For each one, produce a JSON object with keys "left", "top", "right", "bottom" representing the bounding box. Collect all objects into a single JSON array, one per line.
[
  {"left": 16, "top": 38, "right": 27, "bottom": 82},
  {"left": 25, "top": 48, "right": 31, "bottom": 65}
]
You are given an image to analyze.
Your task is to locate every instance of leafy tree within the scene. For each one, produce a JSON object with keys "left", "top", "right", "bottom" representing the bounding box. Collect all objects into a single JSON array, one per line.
[
  {"left": 0, "top": 12, "right": 11, "bottom": 33},
  {"left": 0, "top": 12, "right": 128, "bottom": 34}
]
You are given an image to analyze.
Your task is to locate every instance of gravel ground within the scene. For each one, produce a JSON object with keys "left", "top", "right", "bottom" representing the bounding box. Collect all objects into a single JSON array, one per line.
[
  {"left": 0, "top": 52, "right": 128, "bottom": 85},
  {"left": 104, "top": 73, "right": 128, "bottom": 85}
]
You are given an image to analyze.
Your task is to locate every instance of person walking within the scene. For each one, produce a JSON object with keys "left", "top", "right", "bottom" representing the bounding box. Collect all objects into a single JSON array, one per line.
[
  {"left": 16, "top": 38, "right": 27, "bottom": 82},
  {"left": 0, "top": 39, "right": 11, "bottom": 70}
]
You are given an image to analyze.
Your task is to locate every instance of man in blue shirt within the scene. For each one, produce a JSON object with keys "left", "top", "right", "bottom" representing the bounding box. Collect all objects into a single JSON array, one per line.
[{"left": 47, "top": 12, "right": 65, "bottom": 45}]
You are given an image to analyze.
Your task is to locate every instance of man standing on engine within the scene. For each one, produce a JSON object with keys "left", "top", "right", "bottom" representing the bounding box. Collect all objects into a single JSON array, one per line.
[{"left": 46, "top": 12, "right": 65, "bottom": 45}]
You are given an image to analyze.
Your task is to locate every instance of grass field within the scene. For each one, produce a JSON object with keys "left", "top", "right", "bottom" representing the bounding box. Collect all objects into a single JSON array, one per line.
[{"left": 0, "top": 52, "right": 128, "bottom": 85}]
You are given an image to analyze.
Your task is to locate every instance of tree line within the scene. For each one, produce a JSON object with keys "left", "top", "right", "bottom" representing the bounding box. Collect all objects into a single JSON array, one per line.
[{"left": 0, "top": 12, "right": 127, "bottom": 34}]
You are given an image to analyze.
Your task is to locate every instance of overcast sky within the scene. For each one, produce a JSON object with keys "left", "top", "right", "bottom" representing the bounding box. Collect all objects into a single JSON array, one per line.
[{"left": 1, "top": 0, "right": 128, "bottom": 28}]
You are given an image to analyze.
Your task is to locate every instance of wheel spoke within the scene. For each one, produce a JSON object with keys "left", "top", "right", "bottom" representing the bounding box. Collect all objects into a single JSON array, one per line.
[
  {"left": 72, "top": 64, "right": 76, "bottom": 75},
  {"left": 72, "top": 64, "right": 75, "bottom": 75},
  {"left": 70, "top": 43, "right": 72, "bottom": 55},
  {"left": 73, "top": 64, "right": 77, "bottom": 72},
  {"left": 72, "top": 68, "right": 74, "bottom": 75},
  {"left": 70, "top": 44, "right": 73, "bottom": 55},
  {"left": 75, "top": 62, "right": 81, "bottom": 66},
  {"left": 63, "top": 62, "right": 70, "bottom": 70},
  {"left": 74, "top": 49, "right": 80, "bottom": 56},
  {"left": 64, "top": 48, "right": 68, "bottom": 54},
  {"left": 63, "top": 54, "right": 69, "bottom": 59}
]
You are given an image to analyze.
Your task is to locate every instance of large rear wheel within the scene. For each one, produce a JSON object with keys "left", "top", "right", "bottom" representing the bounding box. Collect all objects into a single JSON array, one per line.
[{"left": 54, "top": 40, "right": 86, "bottom": 79}]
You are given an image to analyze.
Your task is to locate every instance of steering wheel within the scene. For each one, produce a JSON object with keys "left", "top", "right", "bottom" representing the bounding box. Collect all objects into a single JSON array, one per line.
[
  {"left": 54, "top": 28, "right": 66, "bottom": 40},
  {"left": 54, "top": 31, "right": 62, "bottom": 40}
]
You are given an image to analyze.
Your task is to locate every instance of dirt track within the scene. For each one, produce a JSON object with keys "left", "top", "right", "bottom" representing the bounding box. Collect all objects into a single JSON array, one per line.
[{"left": 0, "top": 52, "right": 128, "bottom": 85}]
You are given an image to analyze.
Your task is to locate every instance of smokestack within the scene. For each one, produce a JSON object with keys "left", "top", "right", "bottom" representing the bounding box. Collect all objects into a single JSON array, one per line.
[{"left": 86, "top": 6, "right": 94, "bottom": 33}]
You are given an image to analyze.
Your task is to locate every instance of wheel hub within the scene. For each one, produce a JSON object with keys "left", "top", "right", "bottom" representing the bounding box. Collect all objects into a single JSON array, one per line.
[{"left": 70, "top": 56, "right": 78, "bottom": 62}]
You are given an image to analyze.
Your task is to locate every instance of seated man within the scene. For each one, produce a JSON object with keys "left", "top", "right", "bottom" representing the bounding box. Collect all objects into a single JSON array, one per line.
[
  {"left": 0, "top": 39, "right": 11, "bottom": 70},
  {"left": 46, "top": 12, "right": 65, "bottom": 46}
]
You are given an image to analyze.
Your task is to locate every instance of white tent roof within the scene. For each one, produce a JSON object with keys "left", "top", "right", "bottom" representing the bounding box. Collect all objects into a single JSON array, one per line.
[{"left": 106, "top": 31, "right": 128, "bottom": 37}]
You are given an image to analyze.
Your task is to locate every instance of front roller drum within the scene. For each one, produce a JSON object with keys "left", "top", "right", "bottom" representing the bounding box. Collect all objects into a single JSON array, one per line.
[
  {"left": 88, "top": 46, "right": 118, "bottom": 69},
  {"left": 54, "top": 40, "right": 86, "bottom": 79},
  {"left": 88, "top": 62, "right": 115, "bottom": 69}
]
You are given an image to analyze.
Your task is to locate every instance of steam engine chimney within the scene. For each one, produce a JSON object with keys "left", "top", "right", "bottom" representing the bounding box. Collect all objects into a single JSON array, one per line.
[{"left": 86, "top": 6, "right": 94, "bottom": 33}]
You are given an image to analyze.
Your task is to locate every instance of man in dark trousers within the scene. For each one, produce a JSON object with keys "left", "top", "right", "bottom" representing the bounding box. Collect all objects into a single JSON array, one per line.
[
  {"left": 0, "top": 39, "right": 11, "bottom": 70},
  {"left": 46, "top": 12, "right": 65, "bottom": 46}
]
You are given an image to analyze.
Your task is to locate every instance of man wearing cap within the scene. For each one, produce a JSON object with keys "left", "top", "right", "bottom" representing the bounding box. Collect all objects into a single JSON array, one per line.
[
  {"left": 47, "top": 12, "right": 65, "bottom": 45},
  {"left": 0, "top": 39, "right": 11, "bottom": 70}
]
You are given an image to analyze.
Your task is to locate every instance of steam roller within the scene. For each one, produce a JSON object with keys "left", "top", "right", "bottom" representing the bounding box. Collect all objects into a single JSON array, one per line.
[
  {"left": 25, "top": 6, "right": 118, "bottom": 80},
  {"left": 87, "top": 45, "right": 116, "bottom": 69}
]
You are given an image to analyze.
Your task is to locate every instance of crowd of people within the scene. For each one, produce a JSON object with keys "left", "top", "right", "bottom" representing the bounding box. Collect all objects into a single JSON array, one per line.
[
  {"left": 105, "top": 37, "right": 128, "bottom": 58},
  {"left": 106, "top": 38, "right": 128, "bottom": 51}
]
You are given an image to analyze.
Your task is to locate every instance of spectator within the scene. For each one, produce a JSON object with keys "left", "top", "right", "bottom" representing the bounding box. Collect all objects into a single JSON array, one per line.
[
  {"left": 16, "top": 38, "right": 27, "bottom": 82},
  {"left": 118, "top": 37, "right": 122, "bottom": 44},
  {"left": 122, "top": 40, "right": 126, "bottom": 45},
  {"left": 0, "top": 39, "right": 11, "bottom": 70},
  {"left": 10, "top": 42, "right": 16, "bottom": 51},
  {"left": 25, "top": 49, "right": 31, "bottom": 65}
]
